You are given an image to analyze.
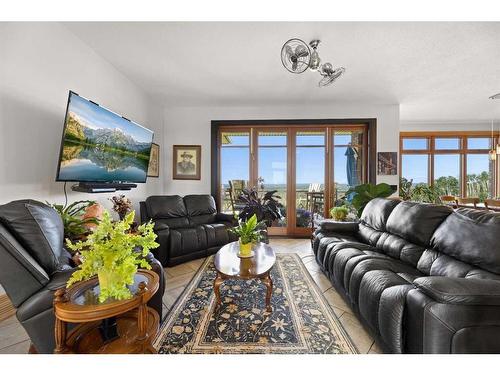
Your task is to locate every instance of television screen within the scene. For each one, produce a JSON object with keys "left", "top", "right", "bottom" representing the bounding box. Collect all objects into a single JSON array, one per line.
[{"left": 56, "top": 91, "right": 154, "bottom": 183}]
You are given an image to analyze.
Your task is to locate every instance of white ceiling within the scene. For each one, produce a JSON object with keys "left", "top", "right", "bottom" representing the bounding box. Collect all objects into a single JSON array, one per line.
[{"left": 64, "top": 22, "right": 500, "bottom": 122}]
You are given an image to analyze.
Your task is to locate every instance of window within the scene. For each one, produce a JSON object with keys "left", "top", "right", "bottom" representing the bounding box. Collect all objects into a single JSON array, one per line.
[{"left": 400, "top": 133, "right": 499, "bottom": 200}]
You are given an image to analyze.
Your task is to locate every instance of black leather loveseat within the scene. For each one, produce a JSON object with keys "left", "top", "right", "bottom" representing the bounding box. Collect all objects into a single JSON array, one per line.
[
  {"left": 140, "top": 195, "right": 238, "bottom": 267},
  {"left": 0, "top": 199, "right": 166, "bottom": 354},
  {"left": 313, "top": 198, "right": 500, "bottom": 353}
]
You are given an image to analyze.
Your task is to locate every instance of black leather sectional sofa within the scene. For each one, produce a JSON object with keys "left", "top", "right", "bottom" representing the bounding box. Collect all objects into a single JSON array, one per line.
[
  {"left": 313, "top": 198, "right": 500, "bottom": 354},
  {"left": 140, "top": 195, "right": 238, "bottom": 267},
  {"left": 0, "top": 200, "right": 166, "bottom": 354}
]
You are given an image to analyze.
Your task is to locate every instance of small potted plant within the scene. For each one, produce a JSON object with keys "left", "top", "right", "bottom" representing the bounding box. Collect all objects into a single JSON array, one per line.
[
  {"left": 66, "top": 210, "right": 159, "bottom": 302},
  {"left": 330, "top": 205, "right": 349, "bottom": 221},
  {"left": 229, "top": 214, "right": 264, "bottom": 258},
  {"left": 109, "top": 195, "right": 133, "bottom": 221}
]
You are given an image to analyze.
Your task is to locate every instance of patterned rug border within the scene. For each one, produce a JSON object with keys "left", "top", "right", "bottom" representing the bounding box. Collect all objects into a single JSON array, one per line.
[{"left": 154, "top": 253, "right": 359, "bottom": 354}]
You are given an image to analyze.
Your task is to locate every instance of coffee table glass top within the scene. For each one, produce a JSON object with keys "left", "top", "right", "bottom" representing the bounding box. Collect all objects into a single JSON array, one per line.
[{"left": 214, "top": 241, "right": 276, "bottom": 278}]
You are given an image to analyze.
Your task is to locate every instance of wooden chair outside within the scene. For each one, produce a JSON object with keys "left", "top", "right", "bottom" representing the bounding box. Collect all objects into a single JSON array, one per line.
[
  {"left": 228, "top": 180, "right": 247, "bottom": 213},
  {"left": 457, "top": 197, "right": 480, "bottom": 208},
  {"left": 440, "top": 195, "right": 458, "bottom": 208},
  {"left": 484, "top": 199, "right": 500, "bottom": 211}
]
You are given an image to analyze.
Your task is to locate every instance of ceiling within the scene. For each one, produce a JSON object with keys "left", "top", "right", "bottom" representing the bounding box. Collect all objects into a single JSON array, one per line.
[{"left": 64, "top": 22, "right": 500, "bottom": 122}]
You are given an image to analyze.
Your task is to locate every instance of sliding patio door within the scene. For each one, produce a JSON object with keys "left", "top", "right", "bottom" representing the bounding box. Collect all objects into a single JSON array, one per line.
[{"left": 217, "top": 124, "right": 369, "bottom": 236}]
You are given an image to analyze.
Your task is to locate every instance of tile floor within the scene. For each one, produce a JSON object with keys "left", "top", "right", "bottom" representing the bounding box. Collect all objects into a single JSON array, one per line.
[{"left": 0, "top": 238, "right": 380, "bottom": 354}]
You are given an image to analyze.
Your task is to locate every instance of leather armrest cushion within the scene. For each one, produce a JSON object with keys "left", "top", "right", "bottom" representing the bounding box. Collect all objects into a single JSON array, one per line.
[
  {"left": 318, "top": 220, "right": 359, "bottom": 233},
  {"left": 153, "top": 221, "right": 170, "bottom": 232},
  {"left": 216, "top": 213, "right": 237, "bottom": 226},
  {"left": 414, "top": 276, "right": 500, "bottom": 306}
]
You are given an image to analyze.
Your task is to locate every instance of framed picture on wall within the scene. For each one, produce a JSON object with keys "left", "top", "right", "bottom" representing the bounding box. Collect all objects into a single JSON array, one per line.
[
  {"left": 147, "top": 143, "right": 160, "bottom": 177},
  {"left": 173, "top": 145, "right": 201, "bottom": 180},
  {"left": 377, "top": 152, "right": 398, "bottom": 175}
]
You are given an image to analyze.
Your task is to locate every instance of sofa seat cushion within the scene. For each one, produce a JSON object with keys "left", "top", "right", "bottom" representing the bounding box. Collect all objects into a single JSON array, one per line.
[
  {"left": 168, "top": 226, "right": 208, "bottom": 257},
  {"left": 315, "top": 234, "right": 359, "bottom": 267},
  {"left": 347, "top": 257, "right": 423, "bottom": 306},
  {"left": 202, "top": 223, "right": 233, "bottom": 248},
  {"left": 358, "top": 270, "right": 415, "bottom": 353}
]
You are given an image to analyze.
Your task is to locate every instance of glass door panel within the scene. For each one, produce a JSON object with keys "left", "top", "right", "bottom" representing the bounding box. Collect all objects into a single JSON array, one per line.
[
  {"left": 332, "top": 130, "right": 365, "bottom": 204},
  {"left": 466, "top": 154, "right": 495, "bottom": 201},
  {"left": 434, "top": 154, "right": 460, "bottom": 196},
  {"left": 295, "top": 131, "right": 325, "bottom": 229},
  {"left": 257, "top": 131, "right": 287, "bottom": 228},
  {"left": 220, "top": 131, "right": 250, "bottom": 214}
]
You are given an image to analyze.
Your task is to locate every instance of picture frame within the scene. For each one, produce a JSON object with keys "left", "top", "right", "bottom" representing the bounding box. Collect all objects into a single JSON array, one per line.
[
  {"left": 173, "top": 145, "right": 201, "bottom": 180},
  {"left": 147, "top": 143, "right": 160, "bottom": 177},
  {"left": 377, "top": 152, "right": 398, "bottom": 175}
]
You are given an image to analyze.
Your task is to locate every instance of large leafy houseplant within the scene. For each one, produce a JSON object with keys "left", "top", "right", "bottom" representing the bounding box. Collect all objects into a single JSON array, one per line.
[
  {"left": 66, "top": 211, "right": 159, "bottom": 302},
  {"left": 238, "top": 188, "right": 284, "bottom": 227},
  {"left": 229, "top": 214, "right": 264, "bottom": 257},
  {"left": 47, "top": 200, "right": 99, "bottom": 241},
  {"left": 346, "top": 183, "right": 394, "bottom": 217}
]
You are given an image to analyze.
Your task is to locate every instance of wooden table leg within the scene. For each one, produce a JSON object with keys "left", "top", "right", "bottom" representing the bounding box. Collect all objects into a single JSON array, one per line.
[
  {"left": 213, "top": 272, "right": 224, "bottom": 308},
  {"left": 260, "top": 273, "right": 273, "bottom": 312}
]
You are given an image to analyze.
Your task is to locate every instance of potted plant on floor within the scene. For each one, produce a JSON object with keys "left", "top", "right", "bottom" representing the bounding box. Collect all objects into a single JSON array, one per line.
[
  {"left": 66, "top": 210, "right": 159, "bottom": 302},
  {"left": 229, "top": 214, "right": 264, "bottom": 258}
]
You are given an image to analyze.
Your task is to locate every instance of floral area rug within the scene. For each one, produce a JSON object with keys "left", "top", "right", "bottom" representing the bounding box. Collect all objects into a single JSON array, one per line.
[{"left": 153, "top": 254, "right": 358, "bottom": 354}]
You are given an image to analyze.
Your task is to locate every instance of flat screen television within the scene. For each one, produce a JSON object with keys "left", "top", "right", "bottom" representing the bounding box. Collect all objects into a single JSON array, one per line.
[{"left": 56, "top": 91, "right": 154, "bottom": 184}]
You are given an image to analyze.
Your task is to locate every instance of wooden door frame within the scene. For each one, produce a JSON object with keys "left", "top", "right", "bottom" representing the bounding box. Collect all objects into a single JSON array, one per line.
[{"left": 211, "top": 119, "right": 377, "bottom": 237}]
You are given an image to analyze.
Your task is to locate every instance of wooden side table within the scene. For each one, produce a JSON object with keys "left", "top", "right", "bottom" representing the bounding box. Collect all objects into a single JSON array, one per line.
[{"left": 53, "top": 269, "right": 159, "bottom": 354}]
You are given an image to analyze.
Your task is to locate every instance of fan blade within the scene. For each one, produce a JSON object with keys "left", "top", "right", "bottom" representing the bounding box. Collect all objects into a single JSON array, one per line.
[
  {"left": 295, "top": 45, "right": 308, "bottom": 58},
  {"left": 292, "top": 60, "right": 298, "bottom": 71},
  {"left": 285, "top": 45, "right": 293, "bottom": 58}
]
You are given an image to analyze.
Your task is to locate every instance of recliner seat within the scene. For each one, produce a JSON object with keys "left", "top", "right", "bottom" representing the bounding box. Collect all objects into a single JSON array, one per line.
[
  {"left": 140, "top": 194, "right": 238, "bottom": 267},
  {"left": 312, "top": 198, "right": 500, "bottom": 353},
  {"left": 0, "top": 200, "right": 166, "bottom": 353}
]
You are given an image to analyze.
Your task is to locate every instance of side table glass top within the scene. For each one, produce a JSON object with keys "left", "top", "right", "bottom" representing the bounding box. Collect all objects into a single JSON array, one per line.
[{"left": 71, "top": 273, "right": 149, "bottom": 306}]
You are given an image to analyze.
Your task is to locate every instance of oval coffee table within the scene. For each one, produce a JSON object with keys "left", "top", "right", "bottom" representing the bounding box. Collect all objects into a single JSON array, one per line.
[{"left": 213, "top": 241, "right": 276, "bottom": 312}]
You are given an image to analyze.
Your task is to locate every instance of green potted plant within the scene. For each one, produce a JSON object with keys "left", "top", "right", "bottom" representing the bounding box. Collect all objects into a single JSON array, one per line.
[
  {"left": 229, "top": 214, "right": 264, "bottom": 258},
  {"left": 345, "top": 183, "right": 395, "bottom": 217},
  {"left": 66, "top": 210, "right": 159, "bottom": 302},
  {"left": 330, "top": 205, "right": 349, "bottom": 221},
  {"left": 47, "top": 200, "right": 100, "bottom": 241}
]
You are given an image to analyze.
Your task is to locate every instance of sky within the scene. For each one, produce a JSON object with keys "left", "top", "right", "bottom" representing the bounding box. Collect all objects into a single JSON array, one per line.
[{"left": 67, "top": 92, "right": 154, "bottom": 144}]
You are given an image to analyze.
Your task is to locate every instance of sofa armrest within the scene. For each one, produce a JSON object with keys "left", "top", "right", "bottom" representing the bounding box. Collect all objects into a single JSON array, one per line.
[
  {"left": 216, "top": 213, "right": 237, "bottom": 226},
  {"left": 414, "top": 276, "right": 500, "bottom": 306},
  {"left": 153, "top": 221, "right": 170, "bottom": 232},
  {"left": 317, "top": 220, "right": 359, "bottom": 234}
]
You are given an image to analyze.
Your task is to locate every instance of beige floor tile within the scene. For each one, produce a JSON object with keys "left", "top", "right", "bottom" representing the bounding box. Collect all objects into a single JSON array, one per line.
[
  {"left": 322, "top": 288, "right": 353, "bottom": 314},
  {"left": 0, "top": 315, "right": 18, "bottom": 329},
  {"left": 308, "top": 270, "right": 333, "bottom": 293},
  {"left": 163, "top": 286, "right": 186, "bottom": 308},
  {"left": 0, "top": 320, "right": 29, "bottom": 350},
  {"left": 166, "top": 263, "right": 196, "bottom": 278},
  {"left": 368, "top": 341, "right": 383, "bottom": 354},
  {"left": 166, "top": 272, "right": 195, "bottom": 291},
  {"left": 186, "top": 258, "right": 204, "bottom": 272},
  {"left": 0, "top": 339, "right": 30, "bottom": 354},
  {"left": 340, "top": 312, "right": 374, "bottom": 353}
]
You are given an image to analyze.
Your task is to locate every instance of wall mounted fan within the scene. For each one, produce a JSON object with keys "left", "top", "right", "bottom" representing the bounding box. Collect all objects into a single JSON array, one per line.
[{"left": 280, "top": 39, "right": 345, "bottom": 87}]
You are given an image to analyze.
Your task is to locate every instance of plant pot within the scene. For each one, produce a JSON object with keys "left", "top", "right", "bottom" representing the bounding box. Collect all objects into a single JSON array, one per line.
[
  {"left": 97, "top": 270, "right": 126, "bottom": 302},
  {"left": 238, "top": 241, "right": 253, "bottom": 258}
]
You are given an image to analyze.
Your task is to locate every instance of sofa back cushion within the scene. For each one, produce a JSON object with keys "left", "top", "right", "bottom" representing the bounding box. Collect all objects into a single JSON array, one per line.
[
  {"left": 145, "top": 196, "right": 189, "bottom": 228},
  {"left": 0, "top": 200, "right": 71, "bottom": 274},
  {"left": 357, "top": 198, "right": 400, "bottom": 245},
  {"left": 385, "top": 201, "right": 452, "bottom": 247},
  {"left": 184, "top": 195, "right": 217, "bottom": 225},
  {"left": 430, "top": 208, "right": 500, "bottom": 274}
]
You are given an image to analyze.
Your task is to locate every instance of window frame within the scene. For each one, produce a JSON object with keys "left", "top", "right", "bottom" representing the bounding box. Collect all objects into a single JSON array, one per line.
[{"left": 400, "top": 131, "right": 499, "bottom": 199}]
